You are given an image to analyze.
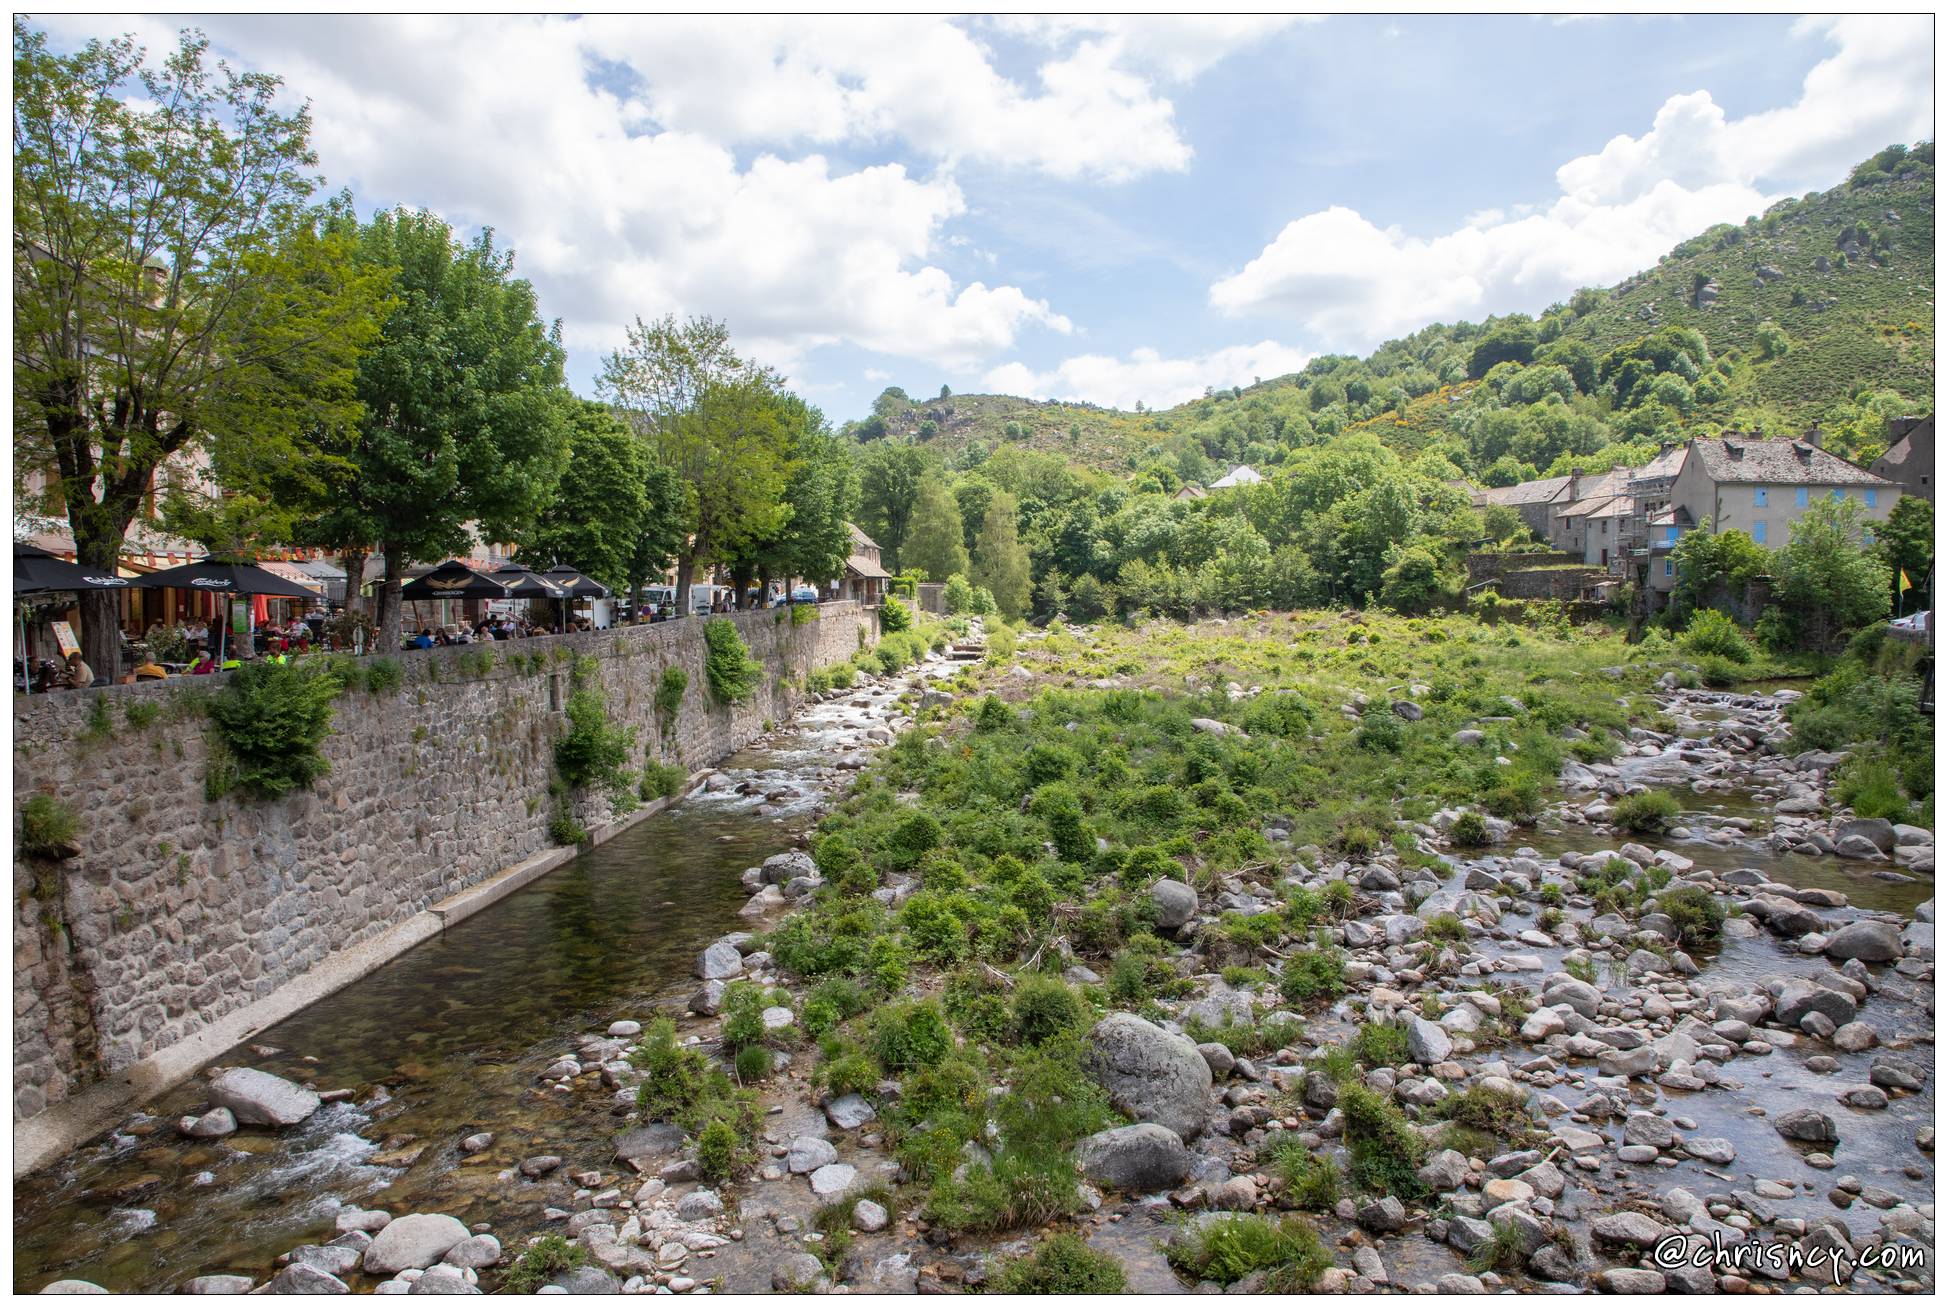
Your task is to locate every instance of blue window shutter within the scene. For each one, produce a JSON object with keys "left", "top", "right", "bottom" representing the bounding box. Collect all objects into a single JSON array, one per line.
[
  {"left": 1865, "top": 489, "right": 1877, "bottom": 508},
  {"left": 1752, "top": 521, "right": 1767, "bottom": 544},
  {"left": 1754, "top": 487, "right": 1767, "bottom": 507},
  {"left": 1796, "top": 487, "right": 1809, "bottom": 507}
]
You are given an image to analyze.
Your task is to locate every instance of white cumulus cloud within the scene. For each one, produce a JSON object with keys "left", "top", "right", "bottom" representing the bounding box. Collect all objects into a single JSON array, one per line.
[
  {"left": 984, "top": 341, "right": 1314, "bottom": 410},
  {"left": 1211, "top": 14, "right": 1933, "bottom": 348}
]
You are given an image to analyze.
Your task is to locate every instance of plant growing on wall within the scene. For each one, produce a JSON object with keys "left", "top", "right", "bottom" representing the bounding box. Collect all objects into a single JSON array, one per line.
[
  {"left": 18, "top": 794, "right": 79, "bottom": 860},
  {"left": 205, "top": 662, "right": 343, "bottom": 801},
  {"left": 555, "top": 661, "right": 636, "bottom": 807},
  {"left": 655, "top": 665, "right": 688, "bottom": 742},
  {"left": 703, "top": 619, "right": 761, "bottom": 705}
]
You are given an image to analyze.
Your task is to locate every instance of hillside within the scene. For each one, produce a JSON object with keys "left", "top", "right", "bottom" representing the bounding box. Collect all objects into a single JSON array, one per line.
[{"left": 856, "top": 144, "right": 1933, "bottom": 483}]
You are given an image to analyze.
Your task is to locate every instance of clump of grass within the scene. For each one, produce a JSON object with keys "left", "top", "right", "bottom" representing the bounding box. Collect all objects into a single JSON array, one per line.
[
  {"left": 1265, "top": 1138, "right": 1342, "bottom": 1211},
  {"left": 1468, "top": 1218, "right": 1530, "bottom": 1274},
  {"left": 990, "top": 1233, "right": 1127, "bottom": 1294},
  {"left": 19, "top": 794, "right": 79, "bottom": 860},
  {"left": 1610, "top": 790, "right": 1680, "bottom": 834},
  {"left": 640, "top": 760, "right": 688, "bottom": 800},
  {"left": 1348, "top": 1019, "right": 1409, "bottom": 1069},
  {"left": 1338, "top": 1082, "right": 1427, "bottom": 1200},
  {"left": 499, "top": 1234, "right": 585, "bottom": 1294},
  {"left": 1426, "top": 912, "right": 1468, "bottom": 943},
  {"left": 1448, "top": 811, "right": 1490, "bottom": 847},
  {"left": 1278, "top": 935, "right": 1346, "bottom": 1006},
  {"left": 1655, "top": 885, "right": 1725, "bottom": 945},
  {"left": 1433, "top": 1083, "right": 1539, "bottom": 1144},
  {"left": 1165, "top": 1213, "right": 1330, "bottom": 1291}
]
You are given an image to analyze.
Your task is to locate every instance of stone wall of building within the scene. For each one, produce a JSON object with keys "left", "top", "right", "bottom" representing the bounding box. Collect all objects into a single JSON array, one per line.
[{"left": 12, "top": 604, "right": 877, "bottom": 1122}]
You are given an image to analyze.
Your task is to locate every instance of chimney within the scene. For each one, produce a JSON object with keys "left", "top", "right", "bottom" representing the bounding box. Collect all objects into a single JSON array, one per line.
[{"left": 1805, "top": 421, "right": 1823, "bottom": 450}]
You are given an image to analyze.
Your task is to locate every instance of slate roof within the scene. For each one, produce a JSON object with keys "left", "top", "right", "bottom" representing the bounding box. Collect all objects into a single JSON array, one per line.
[
  {"left": 1688, "top": 436, "right": 1891, "bottom": 488},
  {"left": 1479, "top": 475, "right": 1572, "bottom": 507}
]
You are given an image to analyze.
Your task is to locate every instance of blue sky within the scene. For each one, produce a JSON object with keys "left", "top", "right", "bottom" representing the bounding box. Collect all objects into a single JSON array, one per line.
[{"left": 35, "top": 14, "right": 1935, "bottom": 419}]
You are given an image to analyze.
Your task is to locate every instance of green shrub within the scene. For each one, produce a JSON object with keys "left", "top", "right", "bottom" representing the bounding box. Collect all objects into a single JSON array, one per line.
[
  {"left": 791, "top": 602, "right": 818, "bottom": 627},
  {"left": 1433, "top": 1083, "right": 1537, "bottom": 1142},
  {"left": 733, "top": 1044, "right": 773, "bottom": 1083},
  {"left": 640, "top": 760, "right": 688, "bottom": 800},
  {"left": 1833, "top": 756, "right": 1913, "bottom": 822},
  {"left": 499, "top": 1234, "right": 585, "bottom": 1294},
  {"left": 555, "top": 685, "right": 636, "bottom": 798},
  {"left": 1354, "top": 712, "right": 1404, "bottom": 753},
  {"left": 1347, "top": 1020, "right": 1409, "bottom": 1069},
  {"left": 990, "top": 1233, "right": 1126, "bottom": 1294},
  {"left": 871, "top": 1000, "right": 953, "bottom": 1071},
  {"left": 18, "top": 794, "right": 79, "bottom": 860},
  {"left": 205, "top": 661, "right": 342, "bottom": 801},
  {"left": 1656, "top": 885, "right": 1725, "bottom": 945},
  {"left": 1696, "top": 654, "right": 1742, "bottom": 688},
  {"left": 548, "top": 809, "right": 589, "bottom": 846},
  {"left": 1681, "top": 608, "right": 1753, "bottom": 663},
  {"left": 363, "top": 657, "right": 403, "bottom": 694},
  {"left": 1611, "top": 790, "right": 1680, "bottom": 833},
  {"left": 1278, "top": 938, "right": 1346, "bottom": 1006},
  {"left": 696, "top": 1116, "right": 745, "bottom": 1180},
  {"left": 702, "top": 619, "right": 761, "bottom": 704},
  {"left": 1448, "top": 811, "right": 1490, "bottom": 847},
  {"left": 879, "top": 595, "right": 912, "bottom": 633},
  {"left": 1012, "top": 975, "right": 1086, "bottom": 1046},
  {"left": 123, "top": 699, "right": 160, "bottom": 730},
  {"left": 1164, "top": 1214, "right": 1329, "bottom": 1291}
]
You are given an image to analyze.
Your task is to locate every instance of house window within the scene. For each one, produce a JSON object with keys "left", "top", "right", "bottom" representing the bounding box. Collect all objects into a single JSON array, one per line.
[
  {"left": 1864, "top": 489, "right": 1878, "bottom": 508},
  {"left": 1663, "top": 560, "right": 1674, "bottom": 578},
  {"left": 1754, "top": 487, "right": 1768, "bottom": 507},
  {"left": 1752, "top": 521, "right": 1767, "bottom": 544},
  {"left": 1795, "top": 487, "right": 1809, "bottom": 507},
  {"left": 1665, "top": 527, "right": 1679, "bottom": 545},
  {"left": 1864, "top": 527, "right": 1876, "bottom": 546}
]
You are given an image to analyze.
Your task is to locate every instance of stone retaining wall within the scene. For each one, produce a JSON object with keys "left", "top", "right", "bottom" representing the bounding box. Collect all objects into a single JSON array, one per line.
[{"left": 12, "top": 604, "right": 877, "bottom": 1124}]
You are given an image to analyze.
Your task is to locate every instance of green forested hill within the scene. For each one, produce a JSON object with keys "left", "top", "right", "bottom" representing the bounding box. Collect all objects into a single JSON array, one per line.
[{"left": 856, "top": 144, "right": 1932, "bottom": 488}]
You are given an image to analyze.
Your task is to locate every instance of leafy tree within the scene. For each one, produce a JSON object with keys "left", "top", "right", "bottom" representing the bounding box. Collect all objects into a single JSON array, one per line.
[
  {"left": 972, "top": 491, "right": 1032, "bottom": 619},
  {"left": 1466, "top": 322, "right": 1537, "bottom": 379},
  {"left": 1755, "top": 320, "right": 1792, "bottom": 360},
  {"left": 872, "top": 386, "right": 912, "bottom": 421},
  {"left": 856, "top": 441, "right": 929, "bottom": 573},
  {"left": 1379, "top": 546, "right": 1445, "bottom": 614},
  {"left": 299, "top": 205, "right": 572, "bottom": 650},
  {"left": 13, "top": 20, "right": 387, "bottom": 675},
  {"left": 623, "top": 464, "right": 688, "bottom": 617},
  {"left": 904, "top": 476, "right": 969, "bottom": 582},
  {"left": 1766, "top": 498, "right": 1893, "bottom": 652},
  {"left": 1481, "top": 504, "right": 1527, "bottom": 543},
  {"left": 600, "top": 314, "right": 794, "bottom": 608},
  {"left": 520, "top": 401, "right": 649, "bottom": 592},
  {"left": 725, "top": 396, "right": 857, "bottom": 600},
  {"left": 1668, "top": 521, "right": 1769, "bottom": 620}
]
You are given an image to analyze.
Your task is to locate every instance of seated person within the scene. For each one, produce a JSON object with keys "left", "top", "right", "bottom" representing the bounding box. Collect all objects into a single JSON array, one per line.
[
  {"left": 187, "top": 649, "right": 217, "bottom": 675},
  {"left": 409, "top": 627, "right": 435, "bottom": 650},
  {"left": 132, "top": 660, "right": 168, "bottom": 681},
  {"left": 62, "top": 651, "right": 96, "bottom": 688}
]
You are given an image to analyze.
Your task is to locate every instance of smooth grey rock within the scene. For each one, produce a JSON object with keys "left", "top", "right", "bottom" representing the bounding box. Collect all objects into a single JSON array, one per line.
[
  {"left": 852, "top": 1199, "right": 890, "bottom": 1233},
  {"left": 1407, "top": 1017, "right": 1452, "bottom": 1065},
  {"left": 441, "top": 1235, "right": 501, "bottom": 1270},
  {"left": 1823, "top": 920, "right": 1905, "bottom": 963},
  {"left": 1774, "top": 1108, "right": 1839, "bottom": 1144},
  {"left": 695, "top": 942, "right": 743, "bottom": 980},
  {"left": 787, "top": 1136, "right": 838, "bottom": 1174},
  {"left": 409, "top": 1268, "right": 478, "bottom": 1295},
  {"left": 363, "top": 1214, "right": 471, "bottom": 1274},
  {"left": 205, "top": 1068, "right": 321, "bottom": 1128},
  {"left": 808, "top": 1163, "right": 858, "bottom": 1199},
  {"left": 39, "top": 1283, "right": 108, "bottom": 1295},
  {"left": 1150, "top": 879, "right": 1198, "bottom": 931},
  {"left": 1073, "top": 1123, "right": 1192, "bottom": 1192},
  {"left": 1083, "top": 1014, "right": 1213, "bottom": 1141},
  {"left": 262, "top": 1265, "right": 349, "bottom": 1294},
  {"left": 676, "top": 1189, "right": 724, "bottom": 1220},
  {"left": 825, "top": 1093, "right": 876, "bottom": 1130}
]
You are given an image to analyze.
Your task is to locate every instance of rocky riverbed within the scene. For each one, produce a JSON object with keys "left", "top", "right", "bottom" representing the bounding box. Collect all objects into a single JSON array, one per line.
[{"left": 20, "top": 659, "right": 1935, "bottom": 1294}]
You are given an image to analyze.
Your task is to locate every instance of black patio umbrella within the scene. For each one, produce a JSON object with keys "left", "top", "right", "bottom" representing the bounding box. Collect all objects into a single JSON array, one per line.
[
  {"left": 132, "top": 558, "right": 323, "bottom": 668},
  {"left": 132, "top": 558, "right": 322, "bottom": 599},
  {"left": 537, "top": 565, "right": 610, "bottom": 599},
  {"left": 15, "top": 544, "right": 134, "bottom": 696},
  {"left": 14, "top": 542, "right": 133, "bottom": 596},
  {"left": 489, "top": 562, "right": 569, "bottom": 600},
  {"left": 399, "top": 560, "right": 514, "bottom": 600}
]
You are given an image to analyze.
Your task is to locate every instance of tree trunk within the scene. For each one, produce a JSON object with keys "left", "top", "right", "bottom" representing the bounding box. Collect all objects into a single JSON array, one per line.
[
  {"left": 376, "top": 546, "right": 405, "bottom": 652},
  {"left": 757, "top": 569, "right": 772, "bottom": 608},
  {"left": 339, "top": 547, "right": 369, "bottom": 616},
  {"left": 77, "top": 589, "right": 120, "bottom": 685},
  {"left": 674, "top": 552, "right": 696, "bottom": 618}
]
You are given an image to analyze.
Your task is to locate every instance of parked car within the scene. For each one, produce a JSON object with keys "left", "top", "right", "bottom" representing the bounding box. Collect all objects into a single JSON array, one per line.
[{"left": 790, "top": 585, "right": 820, "bottom": 604}]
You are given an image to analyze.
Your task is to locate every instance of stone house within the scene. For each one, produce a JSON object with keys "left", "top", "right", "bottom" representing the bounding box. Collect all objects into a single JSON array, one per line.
[
  {"left": 1870, "top": 415, "right": 1933, "bottom": 502},
  {"left": 838, "top": 523, "right": 890, "bottom": 605},
  {"left": 1474, "top": 474, "right": 1572, "bottom": 541},
  {"left": 1644, "top": 434, "right": 1899, "bottom": 595},
  {"left": 1547, "top": 469, "right": 1631, "bottom": 559}
]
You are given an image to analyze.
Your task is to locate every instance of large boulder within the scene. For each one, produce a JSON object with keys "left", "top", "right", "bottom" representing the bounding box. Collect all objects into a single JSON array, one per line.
[
  {"left": 1083, "top": 1014, "right": 1213, "bottom": 1141},
  {"left": 1835, "top": 818, "right": 1897, "bottom": 854},
  {"left": 1823, "top": 920, "right": 1906, "bottom": 963},
  {"left": 205, "top": 1068, "right": 321, "bottom": 1128},
  {"left": 362, "top": 1214, "right": 471, "bottom": 1274},
  {"left": 1407, "top": 1017, "right": 1453, "bottom": 1065},
  {"left": 695, "top": 941, "right": 743, "bottom": 980},
  {"left": 1775, "top": 980, "right": 1859, "bottom": 1029},
  {"left": 1774, "top": 1109, "right": 1838, "bottom": 1144},
  {"left": 1073, "top": 1123, "right": 1192, "bottom": 1192},
  {"left": 1150, "top": 879, "right": 1198, "bottom": 931}
]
